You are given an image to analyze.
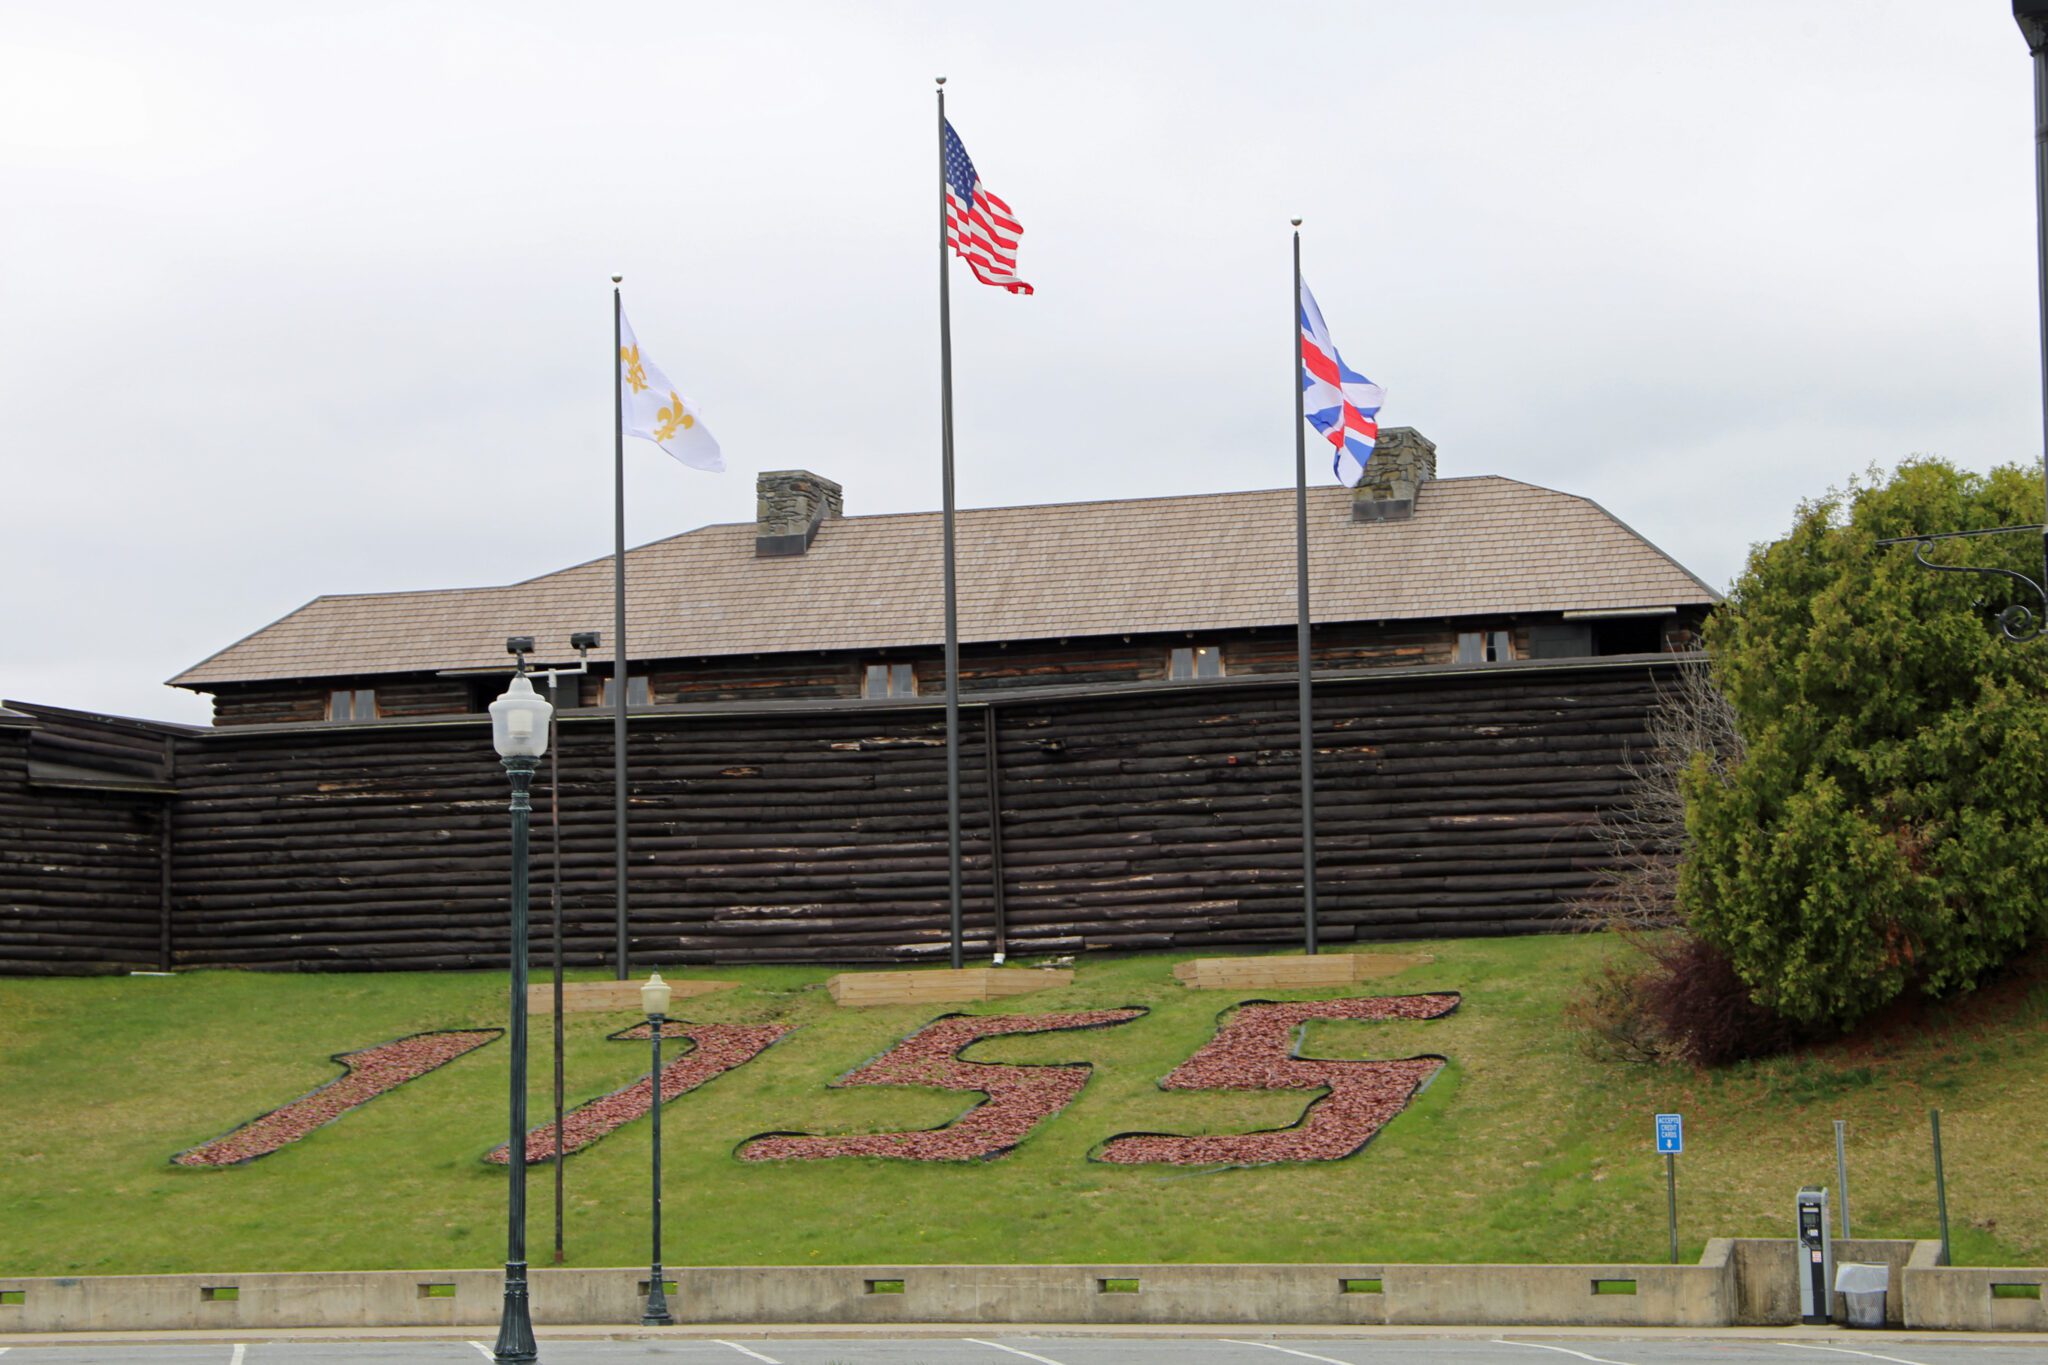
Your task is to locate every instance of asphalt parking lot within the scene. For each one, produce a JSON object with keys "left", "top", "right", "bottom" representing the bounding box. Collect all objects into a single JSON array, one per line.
[{"left": 3, "top": 1336, "right": 2048, "bottom": 1365}]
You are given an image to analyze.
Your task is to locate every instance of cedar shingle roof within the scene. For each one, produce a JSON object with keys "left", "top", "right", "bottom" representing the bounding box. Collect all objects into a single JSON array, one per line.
[{"left": 170, "top": 476, "right": 1719, "bottom": 688}]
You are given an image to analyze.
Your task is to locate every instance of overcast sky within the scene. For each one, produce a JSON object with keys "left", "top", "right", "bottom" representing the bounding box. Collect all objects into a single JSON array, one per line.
[{"left": 3, "top": 0, "right": 2040, "bottom": 724}]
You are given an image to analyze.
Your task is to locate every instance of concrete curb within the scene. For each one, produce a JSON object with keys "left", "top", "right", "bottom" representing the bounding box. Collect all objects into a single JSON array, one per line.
[
  {"left": 1, "top": 1243, "right": 2040, "bottom": 1336},
  {"left": 5, "top": 1324, "right": 2048, "bottom": 1347}
]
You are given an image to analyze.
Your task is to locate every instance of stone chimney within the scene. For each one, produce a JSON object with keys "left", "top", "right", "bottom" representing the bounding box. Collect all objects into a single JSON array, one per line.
[
  {"left": 1352, "top": 427, "right": 1437, "bottom": 522},
  {"left": 755, "top": 470, "right": 843, "bottom": 557}
]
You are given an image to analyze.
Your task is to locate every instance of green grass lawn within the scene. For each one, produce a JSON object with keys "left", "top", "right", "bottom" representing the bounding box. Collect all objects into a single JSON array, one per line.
[{"left": 1, "top": 933, "right": 2043, "bottom": 1276}]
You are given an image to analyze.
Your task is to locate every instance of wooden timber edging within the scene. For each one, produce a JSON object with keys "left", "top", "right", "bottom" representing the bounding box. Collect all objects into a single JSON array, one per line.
[
  {"left": 2, "top": 658, "right": 1683, "bottom": 975},
  {"left": 523, "top": 979, "right": 737, "bottom": 1014},
  {"left": 827, "top": 966, "right": 1074, "bottom": 1007},
  {"left": 1172, "top": 952, "right": 1432, "bottom": 990}
]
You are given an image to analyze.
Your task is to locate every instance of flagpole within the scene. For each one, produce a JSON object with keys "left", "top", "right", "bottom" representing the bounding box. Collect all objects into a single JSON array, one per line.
[
  {"left": 937, "top": 77, "right": 965, "bottom": 971},
  {"left": 611, "top": 274, "right": 632, "bottom": 981},
  {"left": 1291, "top": 220, "right": 1319, "bottom": 956},
  {"left": 547, "top": 683, "right": 565, "bottom": 1265}
]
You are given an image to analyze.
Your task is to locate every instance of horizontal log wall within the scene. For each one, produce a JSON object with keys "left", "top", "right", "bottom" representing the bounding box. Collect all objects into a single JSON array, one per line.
[
  {"left": 143, "top": 660, "right": 1670, "bottom": 973},
  {"left": 990, "top": 670, "right": 1641, "bottom": 955},
  {"left": 212, "top": 677, "right": 475, "bottom": 726},
  {"left": 23, "top": 707, "right": 175, "bottom": 784},
  {"left": 201, "top": 616, "right": 1649, "bottom": 725},
  {"left": 0, "top": 725, "right": 167, "bottom": 975}
]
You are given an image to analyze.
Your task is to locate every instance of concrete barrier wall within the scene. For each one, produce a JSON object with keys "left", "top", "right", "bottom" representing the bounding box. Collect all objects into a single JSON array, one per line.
[
  {"left": 0, "top": 1242, "right": 2033, "bottom": 1334},
  {"left": 1903, "top": 1238, "right": 2048, "bottom": 1332},
  {"left": 0, "top": 1258, "right": 1725, "bottom": 1333},
  {"left": 1728, "top": 1238, "right": 1923, "bottom": 1328}
]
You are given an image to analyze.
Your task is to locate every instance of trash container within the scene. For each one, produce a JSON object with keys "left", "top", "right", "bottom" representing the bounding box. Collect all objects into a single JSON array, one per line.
[{"left": 1835, "top": 1262, "right": 1889, "bottom": 1328}]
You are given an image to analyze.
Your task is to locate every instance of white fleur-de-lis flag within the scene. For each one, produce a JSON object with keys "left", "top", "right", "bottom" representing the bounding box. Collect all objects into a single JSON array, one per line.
[{"left": 617, "top": 309, "right": 723, "bottom": 472}]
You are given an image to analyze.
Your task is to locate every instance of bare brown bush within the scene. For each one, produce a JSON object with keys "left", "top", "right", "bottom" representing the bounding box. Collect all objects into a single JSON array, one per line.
[
  {"left": 1572, "top": 656, "right": 1744, "bottom": 931},
  {"left": 1566, "top": 657, "right": 1779, "bottom": 1065}
]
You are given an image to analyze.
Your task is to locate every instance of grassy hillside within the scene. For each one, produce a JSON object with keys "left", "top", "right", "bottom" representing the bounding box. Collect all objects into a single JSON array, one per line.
[{"left": 0, "top": 934, "right": 2043, "bottom": 1276}]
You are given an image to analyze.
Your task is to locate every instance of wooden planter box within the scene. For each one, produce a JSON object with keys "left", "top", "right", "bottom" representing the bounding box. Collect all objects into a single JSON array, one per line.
[
  {"left": 827, "top": 967, "right": 1074, "bottom": 1008},
  {"left": 1172, "top": 953, "right": 1430, "bottom": 991}
]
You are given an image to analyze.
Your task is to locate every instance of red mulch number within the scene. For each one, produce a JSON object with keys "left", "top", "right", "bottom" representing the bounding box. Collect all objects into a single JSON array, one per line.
[
  {"left": 738, "top": 1007, "right": 1146, "bottom": 1163},
  {"left": 485, "top": 1020, "right": 791, "bottom": 1166},
  {"left": 173, "top": 1030, "right": 501, "bottom": 1168},
  {"left": 1094, "top": 993, "right": 1459, "bottom": 1166}
]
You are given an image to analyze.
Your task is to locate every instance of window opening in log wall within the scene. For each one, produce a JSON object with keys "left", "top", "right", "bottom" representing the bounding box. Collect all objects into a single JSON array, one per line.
[
  {"left": 601, "top": 675, "right": 651, "bottom": 707},
  {"left": 327, "top": 688, "right": 377, "bottom": 721},
  {"left": 1168, "top": 645, "right": 1224, "bottom": 680},
  {"left": 863, "top": 662, "right": 917, "bottom": 698},
  {"left": 1455, "top": 631, "right": 1513, "bottom": 664}
]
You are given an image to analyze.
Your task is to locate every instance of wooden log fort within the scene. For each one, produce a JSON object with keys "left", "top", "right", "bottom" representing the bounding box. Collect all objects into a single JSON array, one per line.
[
  {"left": 0, "top": 657, "right": 1671, "bottom": 974},
  {"left": 0, "top": 705, "right": 180, "bottom": 975}
]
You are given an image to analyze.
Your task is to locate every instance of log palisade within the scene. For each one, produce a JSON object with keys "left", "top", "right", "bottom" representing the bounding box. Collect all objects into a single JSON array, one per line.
[{"left": 2, "top": 656, "right": 1671, "bottom": 975}]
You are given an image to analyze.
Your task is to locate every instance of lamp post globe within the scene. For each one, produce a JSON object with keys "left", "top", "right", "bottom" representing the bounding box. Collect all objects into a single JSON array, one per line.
[
  {"left": 490, "top": 672, "right": 552, "bottom": 1363},
  {"left": 641, "top": 971, "right": 675, "bottom": 1327},
  {"left": 491, "top": 674, "right": 553, "bottom": 760}
]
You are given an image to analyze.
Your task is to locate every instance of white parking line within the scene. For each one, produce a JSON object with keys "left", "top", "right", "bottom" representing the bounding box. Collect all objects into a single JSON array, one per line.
[
  {"left": 715, "top": 1341, "right": 783, "bottom": 1364},
  {"left": 1779, "top": 1343, "right": 1932, "bottom": 1365},
  {"left": 230, "top": 1346, "right": 246, "bottom": 1365},
  {"left": 1224, "top": 1340, "right": 1357, "bottom": 1364},
  {"left": 966, "top": 1340, "right": 1069, "bottom": 1365},
  {"left": 468, "top": 1345, "right": 493, "bottom": 1360},
  {"left": 1496, "top": 1341, "right": 1639, "bottom": 1365}
]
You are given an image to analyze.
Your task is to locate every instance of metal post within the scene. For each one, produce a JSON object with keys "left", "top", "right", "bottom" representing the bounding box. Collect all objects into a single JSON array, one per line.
[
  {"left": 1834, "top": 1119, "right": 1852, "bottom": 1239},
  {"left": 982, "top": 704, "right": 1006, "bottom": 961},
  {"left": 937, "top": 77, "right": 964, "bottom": 970},
  {"left": 642, "top": 1011, "right": 673, "bottom": 1326},
  {"left": 158, "top": 804, "right": 173, "bottom": 973},
  {"left": 2023, "top": 6, "right": 2048, "bottom": 593},
  {"left": 1290, "top": 220, "right": 1318, "bottom": 955},
  {"left": 547, "top": 681, "right": 566, "bottom": 1265},
  {"left": 611, "top": 277, "right": 631, "bottom": 981},
  {"left": 1665, "top": 1152, "right": 1678, "bottom": 1264},
  {"left": 493, "top": 755, "right": 539, "bottom": 1364},
  {"left": 1931, "top": 1108, "right": 1951, "bottom": 1266}
]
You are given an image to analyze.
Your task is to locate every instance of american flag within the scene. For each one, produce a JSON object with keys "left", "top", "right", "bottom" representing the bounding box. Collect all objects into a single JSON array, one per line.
[{"left": 943, "top": 119, "right": 1032, "bottom": 296}]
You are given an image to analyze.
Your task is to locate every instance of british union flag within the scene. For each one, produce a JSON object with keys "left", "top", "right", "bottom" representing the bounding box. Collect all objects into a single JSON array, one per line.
[{"left": 1299, "top": 280, "right": 1384, "bottom": 485}]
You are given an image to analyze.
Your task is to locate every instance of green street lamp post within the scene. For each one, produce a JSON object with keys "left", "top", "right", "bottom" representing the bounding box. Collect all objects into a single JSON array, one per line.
[
  {"left": 640, "top": 971, "right": 675, "bottom": 1327},
  {"left": 489, "top": 663, "right": 553, "bottom": 1364}
]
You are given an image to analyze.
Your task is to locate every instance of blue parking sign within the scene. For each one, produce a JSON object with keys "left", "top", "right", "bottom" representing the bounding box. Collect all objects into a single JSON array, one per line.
[{"left": 1656, "top": 1113, "right": 1684, "bottom": 1154}]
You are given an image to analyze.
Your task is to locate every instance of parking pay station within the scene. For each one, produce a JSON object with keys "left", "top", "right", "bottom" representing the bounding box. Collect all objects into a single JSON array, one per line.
[{"left": 1797, "top": 1185, "right": 1834, "bottom": 1323}]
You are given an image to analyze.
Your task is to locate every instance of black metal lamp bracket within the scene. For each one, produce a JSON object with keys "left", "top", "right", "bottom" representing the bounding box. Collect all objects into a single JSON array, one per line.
[{"left": 1877, "top": 525, "right": 2048, "bottom": 643}]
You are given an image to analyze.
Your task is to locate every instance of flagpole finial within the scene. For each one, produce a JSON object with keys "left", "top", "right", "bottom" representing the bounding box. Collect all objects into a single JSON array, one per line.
[
  {"left": 610, "top": 273, "right": 622, "bottom": 284},
  {"left": 1290, "top": 218, "right": 1302, "bottom": 228},
  {"left": 935, "top": 75, "right": 946, "bottom": 86}
]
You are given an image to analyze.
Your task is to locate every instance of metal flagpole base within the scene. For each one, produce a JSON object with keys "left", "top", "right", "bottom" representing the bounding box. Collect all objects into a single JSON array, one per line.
[
  {"left": 642, "top": 1262, "right": 675, "bottom": 1326},
  {"left": 493, "top": 1259, "right": 538, "bottom": 1362}
]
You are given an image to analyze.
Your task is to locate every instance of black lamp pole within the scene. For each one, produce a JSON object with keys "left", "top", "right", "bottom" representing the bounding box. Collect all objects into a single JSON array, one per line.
[
  {"left": 2019, "top": 3, "right": 2048, "bottom": 588},
  {"left": 493, "top": 751, "right": 539, "bottom": 1363},
  {"left": 1874, "top": 8, "right": 2048, "bottom": 630},
  {"left": 642, "top": 1003, "right": 674, "bottom": 1326}
]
